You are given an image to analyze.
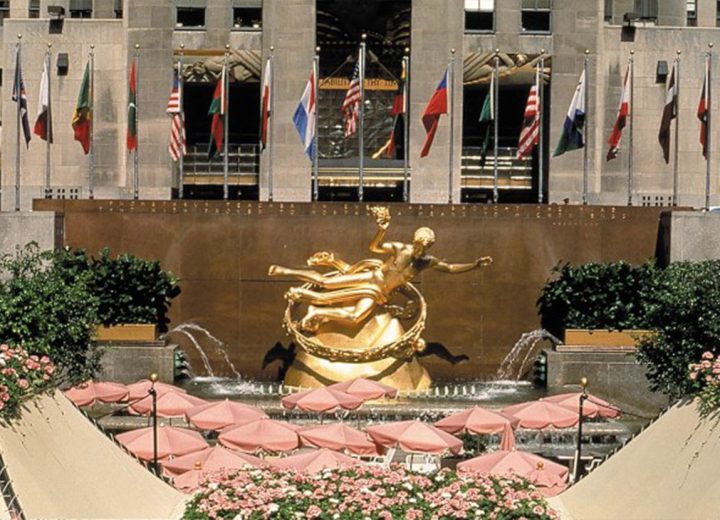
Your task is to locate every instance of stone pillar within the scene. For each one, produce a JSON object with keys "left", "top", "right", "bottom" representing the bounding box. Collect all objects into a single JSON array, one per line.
[
  {"left": 696, "top": 0, "right": 716, "bottom": 27},
  {"left": 409, "top": 0, "right": 463, "bottom": 204},
  {"left": 205, "top": 0, "right": 230, "bottom": 48},
  {"left": 657, "top": 1, "right": 686, "bottom": 27},
  {"left": 93, "top": 0, "right": 115, "bottom": 19},
  {"left": 259, "top": 0, "right": 315, "bottom": 202},
  {"left": 9, "top": 0, "right": 27, "bottom": 18},
  {"left": 124, "top": 0, "right": 174, "bottom": 198}
]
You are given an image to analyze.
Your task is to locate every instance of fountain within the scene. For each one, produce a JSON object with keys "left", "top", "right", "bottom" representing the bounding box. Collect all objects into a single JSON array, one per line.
[
  {"left": 164, "top": 322, "right": 242, "bottom": 379},
  {"left": 497, "top": 329, "right": 562, "bottom": 380}
]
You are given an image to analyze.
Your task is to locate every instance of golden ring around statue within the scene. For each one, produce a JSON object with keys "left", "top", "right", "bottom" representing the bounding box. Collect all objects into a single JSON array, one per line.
[{"left": 283, "top": 281, "right": 427, "bottom": 364}]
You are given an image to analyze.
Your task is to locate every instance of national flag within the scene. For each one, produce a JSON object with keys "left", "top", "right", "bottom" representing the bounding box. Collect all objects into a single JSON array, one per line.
[
  {"left": 12, "top": 46, "right": 31, "bottom": 148},
  {"left": 166, "top": 68, "right": 186, "bottom": 162},
  {"left": 420, "top": 67, "right": 449, "bottom": 158},
  {"left": 517, "top": 78, "right": 540, "bottom": 159},
  {"left": 207, "top": 65, "right": 226, "bottom": 158},
  {"left": 478, "top": 71, "right": 494, "bottom": 165},
  {"left": 261, "top": 57, "right": 272, "bottom": 149},
  {"left": 33, "top": 53, "right": 52, "bottom": 143},
  {"left": 72, "top": 61, "right": 92, "bottom": 154},
  {"left": 553, "top": 69, "right": 586, "bottom": 157},
  {"left": 698, "top": 59, "right": 709, "bottom": 159},
  {"left": 607, "top": 64, "right": 630, "bottom": 161},
  {"left": 342, "top": 55, "right": 361, "bottom": 137},
  {"left": 293, "top": 69, "right": 316, "bottom": 160},
  {"left": 127, "top": 58, "right": 137, "bottom": 151},
  {"left": 658, "top": 63, "right": 677, "bottom": 164},
  {"left": 373, "top": 59, "right": 406, "bottom": 159}
]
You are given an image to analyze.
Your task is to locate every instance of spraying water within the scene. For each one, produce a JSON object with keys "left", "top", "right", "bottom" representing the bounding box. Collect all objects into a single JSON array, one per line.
[
  {"left": 164, "top": 322, "right": 242, "bottom": 378},
  {"left": 497, "top": 329, "right": 561, "bottom": 380},
  {"left": 165, "top": 326, "right": 215, "bottom": 377}
]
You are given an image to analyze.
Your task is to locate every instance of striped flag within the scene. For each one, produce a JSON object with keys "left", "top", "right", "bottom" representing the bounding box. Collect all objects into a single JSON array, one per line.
[
  {"left": 698, "top": 58, "right": 709, "bottom": 159},
  {"left": 166, "top": 68, "right": 186, "bottom": 162},
  {"left": 342, "top": 55, "right": 361, "bottom": 137},
  {"left": 607, "top": 64, "right": 630, "bottom": 161},
  {"left": 553, "top": 70, "right": 586, "bottom": 157},
  {"left": 293, "top": 69, "right": 316, "bottom": 160},
  {"left": 261, "top": 57, "right": 272, "bottom": 149},
  {"left": 373, "top": 58, "right": 406, "bottom": 159},
  {"left": 420, "top": 67, "right": 449, "bottom": 158},
  {"left": 12, "top": 45, "right": 31, "bottom": 148},
  {"left": 207, "top": 64, "right": 226, "bottom": 158},
  {"left": 33, "top": 52, "right": 52, "bottom": 143},
  {"left": 658, "top": 63, "right": 677, "bottom": 164},
  {"left": 127, "top": 57, "right": 137, "bottom": 151},
  {"left": 516, "top": 77, "right": 540, "bottom": 159}
]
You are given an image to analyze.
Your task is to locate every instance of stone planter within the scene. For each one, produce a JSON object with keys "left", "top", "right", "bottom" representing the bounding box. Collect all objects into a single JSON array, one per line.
[
  {"left": 95, "top": 324, "right": 157, "bottom": 342},
  {"left": 560, "top": 329, "right": 652, "bottom": 352}
]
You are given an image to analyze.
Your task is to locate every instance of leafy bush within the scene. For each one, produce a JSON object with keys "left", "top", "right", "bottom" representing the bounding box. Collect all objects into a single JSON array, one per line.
[
  {"left": 184, "top": 466, "right": 558, "bottom": 519},
  {"left": 537, "top": 261, "right": 658, "bottom": 338},
  {"left": 0, "top": 244, "right": 101, "bottom": 384},
  {"left": 637, "top": 260, "right": 720, "bottom": 398}
]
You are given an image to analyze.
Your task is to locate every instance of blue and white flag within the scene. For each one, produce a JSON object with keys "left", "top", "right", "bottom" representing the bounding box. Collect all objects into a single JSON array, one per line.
[
  {"left": 12, "top": 45, "right": 31, "bottom": 148},
  {"left": 293, "top": 70, "right": 316, "bottom": 160},
  {"left": 554, "top": 69, "right": 586, "bottom": 157}
]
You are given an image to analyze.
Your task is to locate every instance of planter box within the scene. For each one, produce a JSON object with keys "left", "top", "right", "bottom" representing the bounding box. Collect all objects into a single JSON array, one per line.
[
  {"left": 95, "top": 324, "right": 157, "bottom": 342},
  {"left": 559, "top": 329, "right": 652, "bottom": 353}
]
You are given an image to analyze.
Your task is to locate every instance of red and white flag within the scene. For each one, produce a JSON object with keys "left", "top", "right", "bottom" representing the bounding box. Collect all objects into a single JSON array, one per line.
[
  {"left": 166, "top": 68, "right": 186, "bottom": 162},
  {"left": 607, "top": 64, "right": 631, "bottom": 161},
  {"left": 516, "top": 73, "right": 540, "bottom": 159},
  {"left": 698, "top": 57, "right": 709, "bottom": 159},
  {"left": 261, "top": 57, "right": 272, "bottom": 149},
  {"left": 33, "top": 52, "right": 52, "bottom": 143},
  {"left": 342, "top": 53, "right": 362, "bottom": 137}
]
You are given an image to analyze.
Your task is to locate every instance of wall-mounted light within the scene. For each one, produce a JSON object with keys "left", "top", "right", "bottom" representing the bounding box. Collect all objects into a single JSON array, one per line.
[
  {"left": 656, "top": 60, "right": 668, "bottom": 84},
  {"left": 57, "top": 53, "right": 69, "bottom": 76}
]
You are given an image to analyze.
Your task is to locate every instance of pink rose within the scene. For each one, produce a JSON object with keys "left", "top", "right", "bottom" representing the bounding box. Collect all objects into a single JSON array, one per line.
[
  {"left": 17, "top": 379, "right": 29, "bottom": 390},
  {"left": 702, "top": 351, "right": 715, "bottom": 360},
  {"left": 533, "top": 505, "right": 545, "bottom": 515},
  {"left": 0, "top": 345, "right": 8, "bottom": 352}
]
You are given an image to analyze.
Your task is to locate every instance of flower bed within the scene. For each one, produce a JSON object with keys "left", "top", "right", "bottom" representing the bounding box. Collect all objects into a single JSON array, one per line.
[
  {"left": 184, "top": 466, "right": 558, "bottom": 520},
  {"left": 688, "top": 351, "right": 720, "bottom": 416},
  {"left": 0, "top": 343, "right": 56, "bottom": 421}
]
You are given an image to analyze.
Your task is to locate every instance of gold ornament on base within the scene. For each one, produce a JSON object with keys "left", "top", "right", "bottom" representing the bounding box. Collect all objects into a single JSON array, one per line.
[{"left": 268, "top": 206, "right": 492, "bottom": 391}]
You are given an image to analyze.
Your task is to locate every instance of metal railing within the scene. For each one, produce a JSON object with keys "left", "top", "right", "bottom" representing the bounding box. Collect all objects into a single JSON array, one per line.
[
  {"left": 461, "top": 146, "right": 533, "bottom": 190},
  {"left": 184, "top": 143, "right": 260, "bottom": 176}
]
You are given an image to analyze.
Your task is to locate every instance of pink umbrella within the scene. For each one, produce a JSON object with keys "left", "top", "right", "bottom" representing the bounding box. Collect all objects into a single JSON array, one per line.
[
  {"left": 328, "top": 378, "right": 398, "bottom": 400},
  {"left": 270, "top": 448, "right": 364, "bottom": 473},
  {"left": 366, "top": 420, "right": 463, "bottom": 455},
  {"left": 545, "top": 392, "right": 620, "bottom": 419},
  {"left": 115, "top": 425, "right": 208, "bottom": 461},
  {"left": 299, "top": 422, "right": 383, "bottom": 456},
  {"left": 219, "top": 419, "right": 301, "bottom": 453},
  {"left": 163, "top": 445, "right": 264, "bottom": 477},
  {"left": 172, "top": 466, "right": 210, "bottom": 493},
  {"left": 65, "top": 380, "right": 128, "bottom": 406},
  {"left": 435, "top": 406, "right": 520, "bottom": 435},
  {"left": 527, "top": 462, "right": 569, "bottom": 496},
  {"left": 457, "top": 450, "right": 569, "bottom": 482},
  {"left": 130, "top": 391, "right": 208, "bottom": 418},
  {"left": 499, "top": 423, "right": 516, "bottom": 451},
  {"left": 127, "top": 379, "right": 187, "bottom": 401},
  {"left": 185, "top": 399, "right": 268, "bottom": 430},
  {"left": 501, "top": 399, "right": 579, "bottom": 429},
  {"left": 281, "top": 387, "right": 364, "bottom": 413}
]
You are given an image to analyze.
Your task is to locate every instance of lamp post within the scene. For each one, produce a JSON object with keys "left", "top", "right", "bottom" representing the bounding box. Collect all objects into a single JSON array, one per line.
[
  {"left": 573, "top": 376, "right": 588, "bottom": 483},
  {"left": 148, "top": 372, "right": 159, "bottom": 474}
]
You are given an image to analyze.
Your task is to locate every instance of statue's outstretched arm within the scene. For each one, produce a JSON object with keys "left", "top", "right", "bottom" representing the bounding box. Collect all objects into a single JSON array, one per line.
[
  {"left": 368, "top": 206, "right": 393, "bottom": 254},
  {"left": 430, "top": 256, "right": 493, "bottom": 274}
]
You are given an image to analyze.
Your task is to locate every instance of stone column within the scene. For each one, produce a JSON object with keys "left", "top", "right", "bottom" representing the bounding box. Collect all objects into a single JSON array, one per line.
[
  {"left": 93, "top": 0, "right": 116, "bottom": 19},
  {"left": 409, "top": 0, "right": 464, "bottom": 204},
  {"left": 696, "top": 0, "right": 716, "bottom": 27},
  {"left": 9, "top": 0, "right": 27, "bottom": 18},
  {"left": 259, "top": 0, "right": 315, "bottom": 202},
  {"left": 204, "top": 0, "right": 230, "bottom": 48}
]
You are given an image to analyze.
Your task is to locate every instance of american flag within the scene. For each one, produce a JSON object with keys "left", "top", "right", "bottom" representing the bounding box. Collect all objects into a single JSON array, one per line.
[
  {"left": 166, "top": 68, "right": 186, "bottom": 162},
  {"left": 516, "top": 83, "right": 540, "bottom": 159},
  {"left": 342, "top": 57, "right": 362, "bottom": 137}
]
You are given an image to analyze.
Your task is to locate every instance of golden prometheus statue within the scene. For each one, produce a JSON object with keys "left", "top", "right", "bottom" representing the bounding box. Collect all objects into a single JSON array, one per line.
[{"left": 268, "top": 207, "right": 492, "bottom": 390}]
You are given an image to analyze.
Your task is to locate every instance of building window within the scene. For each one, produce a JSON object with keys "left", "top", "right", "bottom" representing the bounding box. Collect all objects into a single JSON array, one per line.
[
  {"left": 0, "top": 0, "right": 8, "bottom": 25},
  {"left": 634, "top": 0, "right": 658, "bottom": 21},
  {"left": 465, "top": 0, "right": 494, "bottom": 32},
  {"left": 176, "top": 7, "right": 206, "bottom": 28},
  {"left": 29, "top": 0, "right": 39, "bottom": 18},
  {"left": 521, "top": 0, "right": 551, "bottom": 33},
  {"left": 69, "top": 0, "right": 92, "bottom": 18},
  {"left": 232, "top": 8, "right": 261, "bottom": 29},
  {"left": 114, "top": 0, "right": 123, "bottom": 18},
  {"left": 604, "top": 0, "right": 612, "bottom": 22},
  {"left": 687, "top": 0, "right": 697, "bottom": 26}
]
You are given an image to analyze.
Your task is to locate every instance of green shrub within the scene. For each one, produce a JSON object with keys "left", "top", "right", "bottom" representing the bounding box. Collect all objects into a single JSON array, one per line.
[{"left": 537, "top": 261, "right": 658, "bottom": 338}]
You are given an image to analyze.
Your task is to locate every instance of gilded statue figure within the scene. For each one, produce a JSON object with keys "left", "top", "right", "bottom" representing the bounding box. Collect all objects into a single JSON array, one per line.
[{"left": 268, "top": 207, "right": 492, "bottom": 332}]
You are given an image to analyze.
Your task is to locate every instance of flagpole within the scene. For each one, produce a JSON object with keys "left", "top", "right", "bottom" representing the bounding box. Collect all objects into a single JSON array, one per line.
[
  {"left": 14, "top": 34, "right": 21, "bottom": 212},
  {"left": 133, "top": 44, "right": 140, "bottom": 200},
  {"left": 44, "top": 43, "right": 52, "bottom": 198},
  {"left": 178, "top": 44, "right": 185, "bottom": 200},
  {"left": 403, "top": 49, "right": 410, "bottom": 203},
  {"left": 448, "top": 48, "right": 456, "bottom": 204},
  {"left": 706, "top": 43, "right": 713, "bottom": 211},
  {"left": 223, "top": 44, "right": 230, "bottom": 200},
  {"left": 538, "top": 50, "right": 544, "bottom": 204},
  {"left": 582, "top": 49, "right": 589, "bottom": 205},
  {"left": 627, "top": 50, "right": 634, "bottom": 206},
  {"left": 358, "top": 34, "right": 367, "bottom": 202},
  {"left": 493, "top": 49, "right": 500, "bottom": 204},
  {"left": 672, "top": 50, "right": 681, "bottom": 206},
  {"left": 268, "top": 45, "right": 275, "bottom": 202},
  {"left": 313, "top": 46, "right": 320, "bottom": 201},
  {"left": 89, "top": 44, "right": 95, "bottom": 200}
]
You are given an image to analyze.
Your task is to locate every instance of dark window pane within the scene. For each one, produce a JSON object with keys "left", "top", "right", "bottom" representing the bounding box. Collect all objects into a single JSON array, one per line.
[
  {"left": 465, "top": 10, "right": 493, "bottom": 31},
  {"left": 232, "top": 7, "right": 261, "bottom": 29},
  {"left": 176, "top": 7, "right": 205, "bottom": 27},
  {"left": 521, "top": 10, "right": 550, "bottom": 32}
]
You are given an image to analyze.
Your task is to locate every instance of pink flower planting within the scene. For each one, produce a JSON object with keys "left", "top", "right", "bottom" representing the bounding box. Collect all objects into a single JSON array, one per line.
[
  {"left": 0, "top": 343, "right": 56, "bottom": 421},
  {"left": 689, "top": 351, "right": 720, "bottom": 416},
  {"left": 184, "top": 465, "right": 559, "bottom": 519}
]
